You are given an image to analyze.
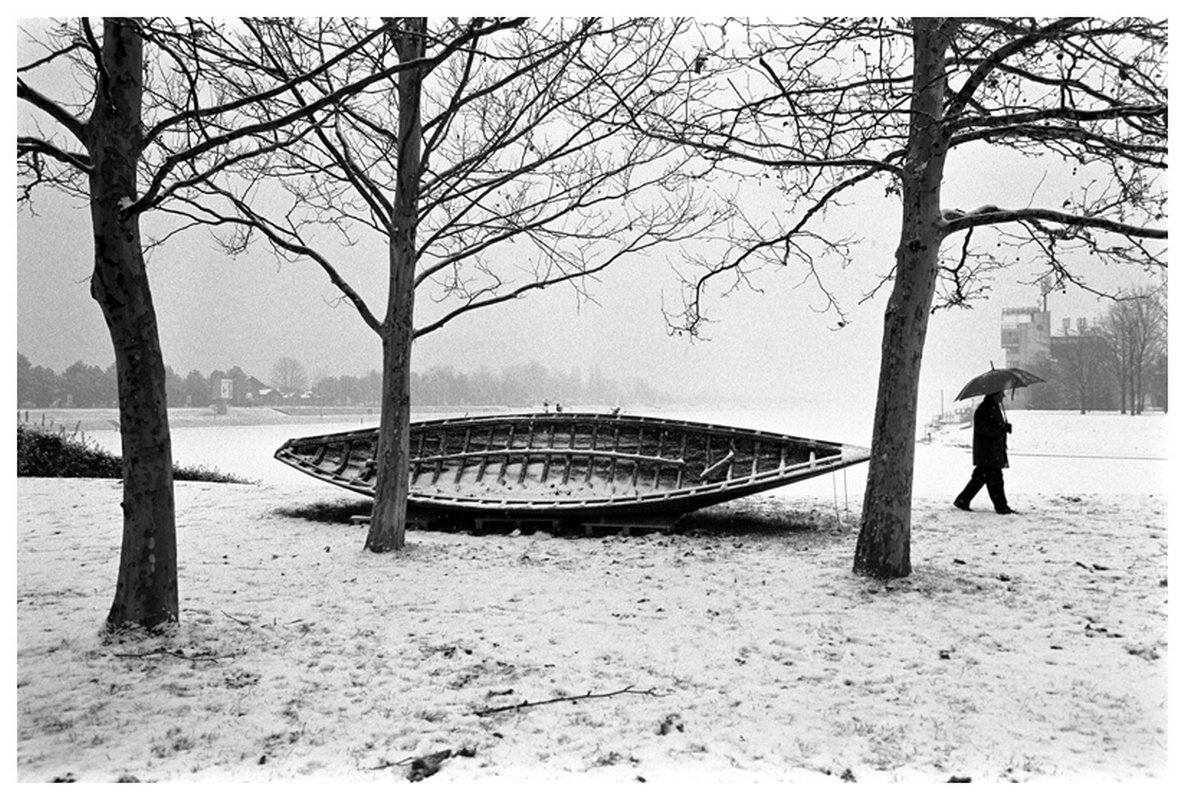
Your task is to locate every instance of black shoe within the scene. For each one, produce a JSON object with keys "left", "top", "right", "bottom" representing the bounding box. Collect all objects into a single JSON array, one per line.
[
  {"left": 996, "top": 507, "right": 1019, "bottom": 515},
  {"left": 953, "top": 500, "right": 971, "bottom": 511}
]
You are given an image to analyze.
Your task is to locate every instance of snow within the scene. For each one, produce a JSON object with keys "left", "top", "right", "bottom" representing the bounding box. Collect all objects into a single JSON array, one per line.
[{"left": 14, "top": 409, "right": 1171, "bottom": 786}]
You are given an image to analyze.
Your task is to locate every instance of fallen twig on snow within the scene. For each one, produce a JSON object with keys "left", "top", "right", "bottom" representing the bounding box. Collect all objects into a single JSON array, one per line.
[
  {"left": 113, "top": 647, "right": 240, "bottom": 663},
  {"left": 474, "top": 685, "right": 665, "bottom": 717},
  {"left": 364, "top": 747, "right": 478, "bottom": 781}
]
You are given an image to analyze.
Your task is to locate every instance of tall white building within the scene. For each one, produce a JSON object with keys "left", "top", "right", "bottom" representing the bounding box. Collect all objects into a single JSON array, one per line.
[
  {"left": 1000, "top": 305, "right": 1051, "bottom": 369},
  {"left": 999, "top": 283, "right": 1053, "bottom": 408}
]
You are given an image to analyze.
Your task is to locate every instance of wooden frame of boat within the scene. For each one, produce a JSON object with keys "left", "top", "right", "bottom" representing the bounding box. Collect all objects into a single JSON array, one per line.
[{"left": 274, "top": 412, "right": 871, "bottom": 530}]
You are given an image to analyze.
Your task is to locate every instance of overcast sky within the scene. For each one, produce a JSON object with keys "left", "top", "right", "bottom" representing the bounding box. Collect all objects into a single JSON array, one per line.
[
  {"left": 15, "top": 172, "right": 1133, "bottom": 422},
  {"left": 13, "top": 18, "right": 1158, "bottom": 430}
]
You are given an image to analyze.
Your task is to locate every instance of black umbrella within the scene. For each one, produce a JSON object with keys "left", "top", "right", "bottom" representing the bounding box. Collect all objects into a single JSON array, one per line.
[{"left": 955, "top": 367, "right": 1045, "bottom": 402}]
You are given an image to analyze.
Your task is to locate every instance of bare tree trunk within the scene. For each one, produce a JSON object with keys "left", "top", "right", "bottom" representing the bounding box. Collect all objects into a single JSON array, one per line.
[
  {"left": 1123, "top": 349, "right": 1133, "bottom": 414},
  {"left": 1133, "top": 363, "right": 1143, "bottom": 414},
  {"left": 89, "top": 20, "right": 179, "bottom": 629},
  {"left": 1119, "top": 361, "right": 1128, "bottom": 414},
  {"left": 854, "top": 19, "right": 952, "bottom": 579},
  {"left": 366, "top": 18, "right": 425, "bottom": 553}
]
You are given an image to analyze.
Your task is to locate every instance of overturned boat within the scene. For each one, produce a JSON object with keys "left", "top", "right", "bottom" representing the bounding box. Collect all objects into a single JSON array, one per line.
[{"left": 274, "top": 412, "right": 870, "bottom": 532}]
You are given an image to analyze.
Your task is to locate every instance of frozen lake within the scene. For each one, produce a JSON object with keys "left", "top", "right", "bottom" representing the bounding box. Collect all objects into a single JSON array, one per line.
[{"left": 54, "top": 404, "right": 1169, "bottom": 503}]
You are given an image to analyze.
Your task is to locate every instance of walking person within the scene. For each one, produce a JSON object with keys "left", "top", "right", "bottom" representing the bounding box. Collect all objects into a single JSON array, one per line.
[{"left": 954, "top": 390, "right": 1018, "bottom": 514}]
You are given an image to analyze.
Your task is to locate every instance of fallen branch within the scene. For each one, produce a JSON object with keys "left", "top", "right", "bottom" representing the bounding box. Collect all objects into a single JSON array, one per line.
[
  {"left": 113, "top": 647, "right": 240, "bottom": 663},
  {"left": 221, "top": 610, "right": 253, "bottom": 626},
  {"left": 363, "top": 747, "right": 478, "bottom": 781},
  {"left": 474, "top": 685, "right": 664, "bottom": 717}
]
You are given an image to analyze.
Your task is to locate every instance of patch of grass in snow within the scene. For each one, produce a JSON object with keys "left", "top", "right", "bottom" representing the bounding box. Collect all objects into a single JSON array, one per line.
[
  {"left": 275, "top": 498, "right": 374, "bottom": 525},
  {"left": 149, "top": 726, "right": 200, "bottom": 757},
  {"left": 277, "top": 498, "right": 482, "bottom": 534},
  {"left": 678, "top": 499, "right": 856, "bottom": 538}
]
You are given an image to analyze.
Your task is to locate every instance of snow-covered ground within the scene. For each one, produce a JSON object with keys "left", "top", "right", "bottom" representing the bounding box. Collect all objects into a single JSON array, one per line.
[{"left": 15, "top": 409, "right": 1170, "bottom": 785}]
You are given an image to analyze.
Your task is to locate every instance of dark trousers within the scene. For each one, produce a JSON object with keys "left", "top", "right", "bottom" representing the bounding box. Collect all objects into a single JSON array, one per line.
[{"left": 956, "top": 466, "right": 1009, "bottom": 511}]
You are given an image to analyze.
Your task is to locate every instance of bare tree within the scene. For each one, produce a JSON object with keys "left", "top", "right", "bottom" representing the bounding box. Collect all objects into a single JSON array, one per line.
[
  {"left": 1100, "top": 286, "right": 1167, "bottom": 415},
  {"left": 271, "top": 357, "right": 310, "bottom": 395},
  {"left": 181, "top": 18, "right": 713, "bottom": 551},
  {"left": 17, "top": 18, "right": 439, "bottom": 630},
  {"left": 635, "top": 18, "right": 1166, "bottom": 577},
  {"left": 1055, "top": 325, "right": 1113, "bottom": 413}
]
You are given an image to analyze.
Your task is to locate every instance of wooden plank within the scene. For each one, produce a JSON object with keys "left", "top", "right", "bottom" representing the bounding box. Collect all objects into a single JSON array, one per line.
[
  {"left": 333, "top": 440, "right": 353, "bottom": 475},
  {"left": 475, "top": 425, "right": 495, "bottom": 483},
  {"left": 496, "top": 423, "right": 514, "bottom": 483},
  {"left": 562, "top": 424, "right": 577, "bottom": 484},
  {"left": 408, "top": 447, "right": 689, "bottom": 467},
  {"left": 630, "top": 424, "right": 642, "bottom": 487},
  {"left": 586, "top": 424, "right": 598, "bottom": 484},
  {"left": 698, "top": 450, "right": 735, "bottom": 480},
  {"left": 431, "top": 431, "right": 448, "bottom": 484},
  {"left": 541, "top": 423, "right": 555, "bottom": 483},
  {"left": 582, "top": 519, "right": 674, "bottom": 535},
  {"left": 454, "top": 427, "right": 473, "bottom": 484},
  {"left": 519, "top": 423, "right": 535, "bottom": 484},
  {"left": 676, "top": 432, "right": 688, "bottom": 489},
  {"left": 652, "top": 429, "right": 667, "bottom": 489}
]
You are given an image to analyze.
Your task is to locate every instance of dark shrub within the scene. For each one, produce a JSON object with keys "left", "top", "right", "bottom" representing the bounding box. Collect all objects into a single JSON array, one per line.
[
  {"left": 16, "top": 425, "right": 248, "bottom": 483},
  {"left": 17, "top": 425, "right": 121, "bottom": 478}
]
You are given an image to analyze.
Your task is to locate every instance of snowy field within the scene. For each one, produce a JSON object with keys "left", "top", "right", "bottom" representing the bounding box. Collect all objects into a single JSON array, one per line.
[{"left": 15, "top": 408, "right": 1170, "bottom": 785}]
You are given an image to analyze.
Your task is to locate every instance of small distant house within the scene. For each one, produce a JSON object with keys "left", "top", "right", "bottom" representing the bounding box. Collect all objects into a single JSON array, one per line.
[
  {"left": 254, "top": 386, "right": 285, "bottom": 405},
  {"left": 240, "top": 376, "right": 269, "bottom": 404}
]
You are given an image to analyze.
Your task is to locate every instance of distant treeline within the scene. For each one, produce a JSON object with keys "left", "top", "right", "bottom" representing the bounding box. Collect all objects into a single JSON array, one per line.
[
  {"left": 16, "top": 353, "right": 668, "bottom": 409},
  {"left": 408, "top": 363, "right": 668, "bottom": 408}
]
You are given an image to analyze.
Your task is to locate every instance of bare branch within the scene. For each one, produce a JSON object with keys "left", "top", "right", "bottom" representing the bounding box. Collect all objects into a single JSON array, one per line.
[
  {"left": 16, "top": 78, "right": 87, "bottom": 144},
  {"left": 473, "top": 685, "right": 665, "bottom": 717},
  {"left": 627, "top": 18, "right": 1166, "bottom": 334},
  {"left": 942, "top": 206, "right": 1166, "bottom": 240}
]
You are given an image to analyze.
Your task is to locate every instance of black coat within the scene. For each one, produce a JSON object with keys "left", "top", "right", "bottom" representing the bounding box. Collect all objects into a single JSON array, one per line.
[{"left": 972, "top": 396, "right": 1010, "bottom": 468}]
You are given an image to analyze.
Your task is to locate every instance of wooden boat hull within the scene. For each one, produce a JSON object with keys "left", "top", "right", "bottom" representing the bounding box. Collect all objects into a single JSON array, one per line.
[{"left": 274, "top": 412, "right": 870, "bottom": 528}]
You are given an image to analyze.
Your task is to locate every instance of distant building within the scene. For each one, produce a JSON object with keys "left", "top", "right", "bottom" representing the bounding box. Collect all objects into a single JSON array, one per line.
[
  {"left": 209, "top": 372, "right": 276, "bottom": 408},
  {"left": 1000, "top": 302, "right": 1051, "bottom": 409},
  {"left": 243, "top": 376, "right": 271, "bottom": 404},
  {"left": 1000, "top": 284, "right": 1120, "bottom": 411},
  {"left": 254, "top": 386, "right": 285, "bottom": 404},
  {"left": 1000, "top": 306, "right": 1051, "bottom": 370}
]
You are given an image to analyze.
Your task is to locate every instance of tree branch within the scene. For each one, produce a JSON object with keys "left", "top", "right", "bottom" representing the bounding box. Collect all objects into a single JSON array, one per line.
[
  {"left": 473, "top": 685, "right": 664, "bottom": 717},
  {"left": 16, "top": 135, "right": 91, "bottom": 172},
  {"left": 128, "top": 17, "right": 528, "bottom": 217},
  {"left": 16, "top": 78, "right": 87, "bottom": 144},
  {"left": 942, "top": 206, "right": 1166, "bottom": 239},
  {"left": 945, "top": 18, "right": 1087, "bottom": 123}
]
